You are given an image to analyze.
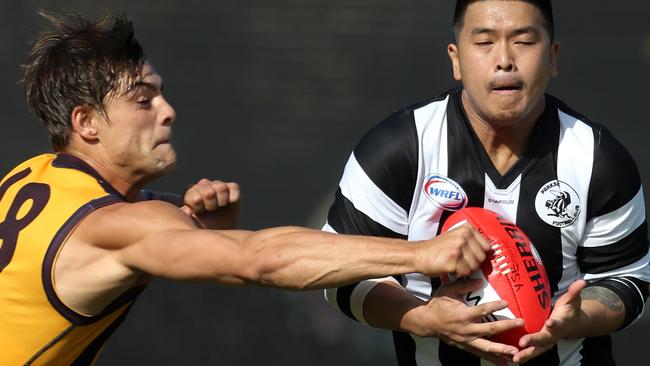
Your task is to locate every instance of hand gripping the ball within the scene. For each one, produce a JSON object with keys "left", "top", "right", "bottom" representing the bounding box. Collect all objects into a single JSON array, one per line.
[
  {"left": 404, "top": 279, "right": 524, "bottom": 366},
  {"left": 414, "top": 223, "right": 492, "bottom": 277}
]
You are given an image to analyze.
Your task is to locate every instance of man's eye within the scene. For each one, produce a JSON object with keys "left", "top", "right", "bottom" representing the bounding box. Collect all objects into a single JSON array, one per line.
[
  {"left": 136, "top": 99, "right": 151, "bottom": 106},
  {"left": 515, "top": 40, "right": 535, "bottom": 45},
  {"left": 475, "top": 41, "right": 493, "bottom": 46}
]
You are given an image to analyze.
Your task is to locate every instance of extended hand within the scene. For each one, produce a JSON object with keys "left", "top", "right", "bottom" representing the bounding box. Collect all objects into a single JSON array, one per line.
[
  {"left": 513, "top": 280, "right": 587, "bottom": 363},
  {"left": 415, "top": 224, "right": 491, "bottom": 277},
  {"left": 181, "top": 178, "right": 240, "bottom": 229},
  {"left": 407, "top": 279, "right": 523, "bottom": 366}
]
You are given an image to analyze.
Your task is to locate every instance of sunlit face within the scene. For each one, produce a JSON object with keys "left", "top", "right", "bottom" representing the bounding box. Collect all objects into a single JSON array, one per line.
[
  {"left": 97, "top": 63, "right": 177, "bottom": 181},
  {"left": 448, "top": 1, "right": 559, "bottom": 127}
]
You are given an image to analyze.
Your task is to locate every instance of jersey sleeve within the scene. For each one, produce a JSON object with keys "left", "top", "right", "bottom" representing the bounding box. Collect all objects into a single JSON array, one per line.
[
  {"left": 323, "top": 108, "right": 419, "bottom": 324},
  {"left": 579, "top": 126, "right": 650, "bottom": 329}
]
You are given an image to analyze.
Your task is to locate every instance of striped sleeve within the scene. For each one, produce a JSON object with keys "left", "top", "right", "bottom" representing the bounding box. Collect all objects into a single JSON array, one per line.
[
  {"left": 579, "top": 126, "right": 650, "bottom": 328},
  {"left": 323, "top": 109, "right": 419, "bottom": 324}
]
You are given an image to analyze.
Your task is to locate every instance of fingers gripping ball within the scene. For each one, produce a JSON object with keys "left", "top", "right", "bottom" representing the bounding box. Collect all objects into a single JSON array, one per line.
[{"left": 440, "top": 207, "right": 551, "bottom": 347}]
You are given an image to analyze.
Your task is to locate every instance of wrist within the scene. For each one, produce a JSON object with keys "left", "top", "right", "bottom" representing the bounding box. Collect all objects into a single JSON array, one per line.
[
  {"left": 412, "top": 240, "right": 428, "bottom": 275},
  {"left": 398, "top": 299, "right": 432, "bottom": 337}
]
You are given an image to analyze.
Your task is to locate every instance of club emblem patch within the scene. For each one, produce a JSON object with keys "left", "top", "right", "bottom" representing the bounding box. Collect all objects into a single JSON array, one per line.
[{"left": 534, "top": 180, "right": 581, "bottom": 228}]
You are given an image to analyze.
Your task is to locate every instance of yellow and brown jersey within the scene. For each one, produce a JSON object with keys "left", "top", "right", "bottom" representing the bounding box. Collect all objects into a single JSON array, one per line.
[{"left": 0, "top": 154, "right": 142, "bottom": 366}]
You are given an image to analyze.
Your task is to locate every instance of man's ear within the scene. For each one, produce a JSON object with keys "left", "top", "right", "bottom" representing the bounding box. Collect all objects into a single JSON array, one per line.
[
  {"left": 448, "top": 43, "right": 462, "bottom": 81},
  {"left": 550, "top": 41, "right": 560, "bottom": 78},
  {"left": 70, "top": 106, "right": 99, "bottom": 141}
]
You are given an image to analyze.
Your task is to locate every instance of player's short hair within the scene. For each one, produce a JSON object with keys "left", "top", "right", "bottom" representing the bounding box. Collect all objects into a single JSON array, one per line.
[
  {"left": 23, "top": 11, "right": 145, "bottom": 151},
  {"left": 453, "top": 0, "right": 555, "bottom": 41}
]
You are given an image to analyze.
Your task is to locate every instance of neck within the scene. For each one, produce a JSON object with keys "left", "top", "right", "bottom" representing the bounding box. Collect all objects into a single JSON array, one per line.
[
  {"left": 62, "top": 149, "right": 145, "bottom": 201},
  {"left": 461, "top": 90, "right": 544, "bottom": 175}
]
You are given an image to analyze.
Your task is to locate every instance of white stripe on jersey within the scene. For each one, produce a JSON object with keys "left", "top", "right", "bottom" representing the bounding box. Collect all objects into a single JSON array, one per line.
[
  {"left": 339, "top": 152, "right": 409, "bottom": 235},
  {"left": 322, "top": 222, "right": 341, "bottom": 312},
  {"left": 583, "top": 252, "right": 650, "bottom": 280},
  {"left": 322, "top": 222, "right": 336, "bottom": 233},
  {"left": 350, "top": 277, "right": 400, "bottom": 325},
  {"left": 582, "top": 187, "right": 646, "bottom": 247},
  {"left": 483, "top": 173, "right": 522, "bottom": 224},
  {"left": 555, "top": 111, "right": 595, "bottom": 298},
  {"left": 324, "top": 285, "right": 339, "bottom": 311},
  {"left": 557, "top": 339, "right": 585, "bottom": 366},
  {"left": 409, "top": 96, "right": 450, "bottom": 239},
  {"left": 411, "top": 335, "right": 440, "bottom": 365}
]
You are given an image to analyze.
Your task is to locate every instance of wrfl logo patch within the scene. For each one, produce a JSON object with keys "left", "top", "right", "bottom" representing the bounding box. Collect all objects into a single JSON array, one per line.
[{"left": 423, "top": 174, "right": 468, "bottom": 211}]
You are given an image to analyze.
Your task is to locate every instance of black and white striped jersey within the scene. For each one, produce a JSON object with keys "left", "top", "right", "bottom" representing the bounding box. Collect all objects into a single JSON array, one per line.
[{"left": 323, "top": 88, "right": 650, "bottom": 366}]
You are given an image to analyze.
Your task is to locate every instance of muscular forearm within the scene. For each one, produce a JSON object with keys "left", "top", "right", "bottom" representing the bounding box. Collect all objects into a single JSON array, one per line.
[
  {"left": 244, "top": 227, "right": 420, "bottom": 290},
  {"left": 362, "top": 281, "right": 428, "bottom": 334}
]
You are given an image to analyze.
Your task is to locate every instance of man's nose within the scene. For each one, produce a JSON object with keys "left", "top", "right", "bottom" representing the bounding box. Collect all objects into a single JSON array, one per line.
[{"left": 495, "top": 43, "right": 515, "bottom": 72}]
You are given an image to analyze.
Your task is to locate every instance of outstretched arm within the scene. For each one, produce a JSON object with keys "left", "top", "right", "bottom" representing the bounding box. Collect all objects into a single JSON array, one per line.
[{"left": 89, "top": 200, "right": 492, "bottom": 290}]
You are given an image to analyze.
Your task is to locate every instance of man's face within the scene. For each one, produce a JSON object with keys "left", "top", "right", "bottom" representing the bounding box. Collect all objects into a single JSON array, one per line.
[
  {"left": 448, "top": 1, "right": 559, "bottom": 127},
  {"left": 97, "top": 63, "right": 177, "bottom": 180}
]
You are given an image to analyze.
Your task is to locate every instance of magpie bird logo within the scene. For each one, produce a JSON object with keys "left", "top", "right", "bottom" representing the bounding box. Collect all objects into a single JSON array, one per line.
[{"left": 535, "top": 180, "right": 580, "bottom": 228}]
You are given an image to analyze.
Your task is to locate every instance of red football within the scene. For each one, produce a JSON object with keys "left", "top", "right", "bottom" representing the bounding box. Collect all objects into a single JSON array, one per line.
[{"left": 440, "top": 207, "right": 551, "bottom": 348}]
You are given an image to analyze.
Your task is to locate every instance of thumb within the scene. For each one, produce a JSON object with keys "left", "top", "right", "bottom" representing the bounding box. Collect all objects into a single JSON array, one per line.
[
  {"left": 559, "top": 280, "right": 587, "bottom": 305},
  {"left": 180, "top": 205, "right": 193, "bottom": 216}
]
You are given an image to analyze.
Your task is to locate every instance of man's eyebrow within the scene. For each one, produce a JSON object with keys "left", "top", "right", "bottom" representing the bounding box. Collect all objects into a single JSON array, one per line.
[
  {"left": 470, "top": 27, "right": 495, "bottom": 35},
  {"left": 469, "top": 26, "right": 540, "bottom": 37},
  {"left": 130, "top": 80, "right": 163, "bottom": 91},
  {"left": 509, "top": 26, "right": 540, "bottom": 37}
]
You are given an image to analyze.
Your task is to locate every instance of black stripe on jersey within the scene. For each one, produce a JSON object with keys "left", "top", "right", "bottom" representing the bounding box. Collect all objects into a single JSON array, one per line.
[
  {"left": 328, "top": 189, "right": 406, "bottom": 321},
  {"left": 327, "top": 188, "right": 407, "bottom": 239},
  {"left": 444, "top": 91, "right": 488, "bottom": 211},
  {"left": 579, "top": 336, "right": 615, "bottom": 366},
  {"left": 588, "top": 126, "right": 642, "bottom": 219},
  {"left": 440, "top": 344, "right": 479, "bottom": 366},
  {"left": 393, "top": 331, "right": 417, "bottom": 366},
  {"left": 334, "top": 283, "right": 357, "bottom": 320},
  {"left": 587, "top": 276, "right": 650, "bottom": 330},
  {"left": 516, "top": 105, "right": 564, "bottom": 296},
  {"left": 577, "top": 221, "right": 649, "bottom": 274},
  {"left": 353, "top": 109, "right": 419, "bottom": 213}
]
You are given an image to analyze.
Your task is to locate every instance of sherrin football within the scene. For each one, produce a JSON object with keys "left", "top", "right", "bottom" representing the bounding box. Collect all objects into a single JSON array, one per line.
[{"left": 440, "top": 207, "right": 551, "bottom": 348}]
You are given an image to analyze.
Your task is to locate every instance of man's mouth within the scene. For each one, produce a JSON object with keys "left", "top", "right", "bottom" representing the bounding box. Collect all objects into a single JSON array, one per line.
[
  {"left": 490, "top": 80, "right": 523, "bottom": 93},
  {"left": 493, "top": 86, "right": 521, "bottom": 91},
  {"left": 156, "top": 138, "right": 172, "bottom": 146}
]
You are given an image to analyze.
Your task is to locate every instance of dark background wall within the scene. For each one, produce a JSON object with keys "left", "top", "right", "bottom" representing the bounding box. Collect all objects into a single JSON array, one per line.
[{"left": 1, "top": 1, "right": 648, "bottom": 364}]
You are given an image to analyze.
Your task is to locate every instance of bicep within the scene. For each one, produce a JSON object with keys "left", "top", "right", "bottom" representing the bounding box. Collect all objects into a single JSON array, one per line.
[
  {"left": 89, "top": 201, "right": 256, "bottom": 284},
  {"left": 118, "top": 227, "right": 256, "bottom": 284}
]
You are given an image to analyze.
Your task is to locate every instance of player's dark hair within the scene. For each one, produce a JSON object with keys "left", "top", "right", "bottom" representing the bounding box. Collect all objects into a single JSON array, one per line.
[
  {"left": 23, "top": 10, "right": 145, "bottom": 151},
  {"left": 453, "top": 0, "right": 555, "bottom": 41}
]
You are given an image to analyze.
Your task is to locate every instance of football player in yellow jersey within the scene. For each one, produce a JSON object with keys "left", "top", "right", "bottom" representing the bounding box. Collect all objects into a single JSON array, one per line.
[{"left": 0, "top": 11, "right": 524, "bottom": 365}]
